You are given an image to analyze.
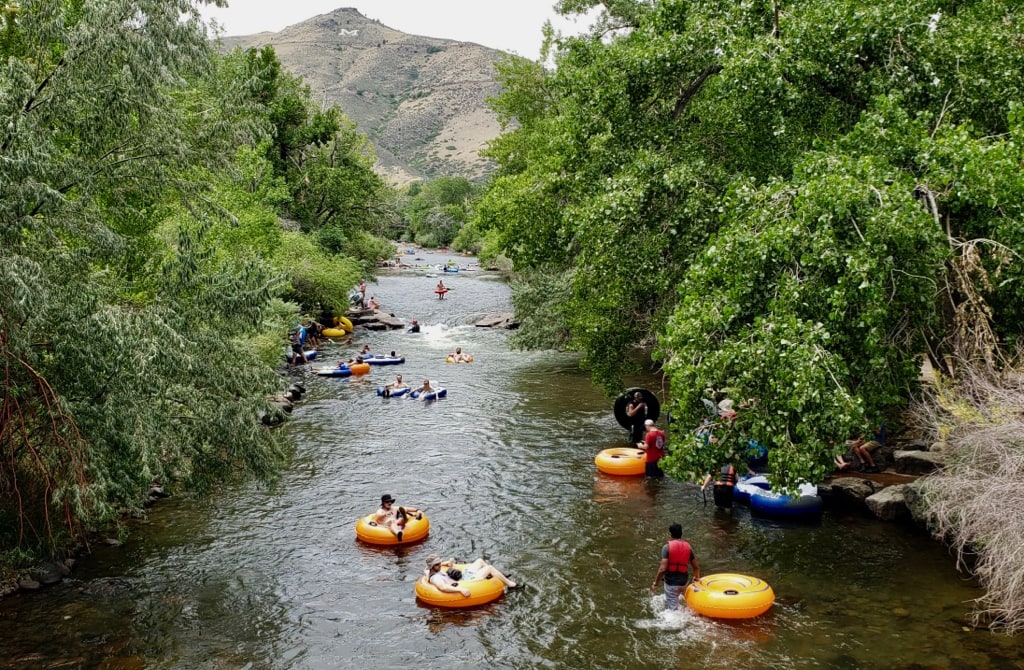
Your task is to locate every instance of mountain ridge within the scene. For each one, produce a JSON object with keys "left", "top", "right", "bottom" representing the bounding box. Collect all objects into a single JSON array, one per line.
[{"left": 219, "top": 7, "right": 508, "bottom": 185}]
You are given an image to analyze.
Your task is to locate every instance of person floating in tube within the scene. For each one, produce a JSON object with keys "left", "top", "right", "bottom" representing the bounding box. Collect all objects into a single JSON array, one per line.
[{"left": 373, "top": 494, "right": 421, "bottom": 542}]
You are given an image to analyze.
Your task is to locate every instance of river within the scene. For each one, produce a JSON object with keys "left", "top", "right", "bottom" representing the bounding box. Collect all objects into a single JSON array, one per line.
[{"left": 1, "top": 250, "right": 1019, "bottom": 669}]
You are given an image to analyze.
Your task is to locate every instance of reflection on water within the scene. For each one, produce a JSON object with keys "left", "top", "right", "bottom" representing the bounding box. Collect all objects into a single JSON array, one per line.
[{"left": 0, "top": 251, "right": 1017, "bottom": 669}]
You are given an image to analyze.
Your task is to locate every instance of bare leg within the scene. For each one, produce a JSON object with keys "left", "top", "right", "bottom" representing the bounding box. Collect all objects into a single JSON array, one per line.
[{"left": 466, "top": 560, "right": 516, "bottom": 588}]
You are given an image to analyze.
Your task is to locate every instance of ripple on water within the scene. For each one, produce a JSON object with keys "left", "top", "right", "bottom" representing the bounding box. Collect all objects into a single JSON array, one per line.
[{"left": 0, "top": 257, "right": 988, "bottom": 670}]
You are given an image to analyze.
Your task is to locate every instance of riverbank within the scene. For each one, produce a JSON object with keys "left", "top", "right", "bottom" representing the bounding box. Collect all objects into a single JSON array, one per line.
[{"left": 0, "top": 266, "right": 1003, "bottom": 669}]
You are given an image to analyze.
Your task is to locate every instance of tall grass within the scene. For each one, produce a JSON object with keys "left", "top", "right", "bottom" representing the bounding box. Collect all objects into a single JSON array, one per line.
[{"left": 912, "top": 367, "right": 1024, "bottom": 632}]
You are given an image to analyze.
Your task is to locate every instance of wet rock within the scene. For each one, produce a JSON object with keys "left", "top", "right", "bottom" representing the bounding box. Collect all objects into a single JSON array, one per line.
[
  {"left": 347, "top": 309, "right": 405, "bottom": 330},
  {"left": 902, "top": 481, "right": 932, "bottom": 527},
  {"left": 18, "top": 577, "right": 40, "bottom": 591},
  {"left": 822, "top": 477, "right": 877, "bottom": 510},
  {"left": 33, "top": 561, "right": 70, "bottom": 585},
  {"left": 866, "top": 484, "right": 912, "bottom": 522},
  {"left": 148, "top": 483, "right": 170, "bottom": 499},
  {"left": 261, "top": 410, "right": 286, "bottom": 427},
  {"left": 895, "top": 449, "right": 945, "bottom": 475},
  {"left": 475, "top": 312, "right": 518, "bottom": 329}
]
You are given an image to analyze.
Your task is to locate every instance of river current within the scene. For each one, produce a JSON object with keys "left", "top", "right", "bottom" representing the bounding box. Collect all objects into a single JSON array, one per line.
[{"left": 1, "top": 250, "right": 1020, "bottom": 669}]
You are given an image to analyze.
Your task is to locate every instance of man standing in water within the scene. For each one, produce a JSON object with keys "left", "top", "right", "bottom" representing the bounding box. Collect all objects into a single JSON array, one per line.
[
  {"left": 625, "top": 391, "right": 647, "bottom": 444},
  {"left": 651, "top": 523, "right": 700, "bottom": 610},
  {"left": 638, "top": 419, "right": 666, "bottom": 478}
]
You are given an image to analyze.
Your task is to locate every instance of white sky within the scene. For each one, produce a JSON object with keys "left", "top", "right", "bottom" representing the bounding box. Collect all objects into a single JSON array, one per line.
[{"left": 199, "top": 1, "right": 595, "bottom": 58}]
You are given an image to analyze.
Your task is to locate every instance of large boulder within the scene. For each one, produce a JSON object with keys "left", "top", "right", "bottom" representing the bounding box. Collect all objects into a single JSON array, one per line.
[
  {"left": 865, "top": 484, "right": 913, "bottom": 522},
  {"left": 821, "top": 477, "right": 878, "bottom": 510},
  {"left": 894, "top": 449, "right": 946, "bottom": 475},
  {"left": 348, "top": 310, "right": 405, "bottom": 330},
  {"left": 475, "top": 312, "right": 519, "bottom": 329},
  {"left": 902, "top": 480, "right": 933, "bottom": 528}
]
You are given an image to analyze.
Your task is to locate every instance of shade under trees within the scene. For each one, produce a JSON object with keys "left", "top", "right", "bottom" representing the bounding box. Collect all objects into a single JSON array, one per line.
[
  {"left": 479, "top": 0, "right": 1024, "bottom": 485},
  {"left": 1, "top": 1, "right": 400, "bottom": 563},
  {"left": 479, "top": 0, "right": 1024, "bottom": 629}
]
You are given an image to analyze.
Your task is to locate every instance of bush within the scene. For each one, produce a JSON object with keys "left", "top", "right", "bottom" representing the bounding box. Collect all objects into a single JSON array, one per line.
[{"left": 273, "top": 232, "right": 361, "bottom": 313}]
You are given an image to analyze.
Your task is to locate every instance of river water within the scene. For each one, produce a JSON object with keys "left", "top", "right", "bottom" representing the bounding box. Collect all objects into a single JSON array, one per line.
[{"left": 1, "top": 251, "right": 1020, "bottom": 669}]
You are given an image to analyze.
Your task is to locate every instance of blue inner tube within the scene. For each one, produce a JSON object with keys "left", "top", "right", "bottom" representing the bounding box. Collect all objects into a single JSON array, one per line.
[
  {"left": 749, "top": 488, "right": 823, "bottom": 518},
  {"left": 732, "top": 476, "right": 771, "bottom": 505},
  {"left": 284, "top": 349, "right": 318, "bottom": 363},
  {"left": 376, "top": 387, "right": 410, "bottom": 397},
  {"left": 613, "top": 387, "right": 661, "bottom": 429},
  {"left": 318, "top": 365, "right": 353, "bottom": 377},
  {"left": 363, "top": 356, "right": 406, "bottom": 366},
  {"left": 409, "top": 388, "right": 448, "bottom": 400}
]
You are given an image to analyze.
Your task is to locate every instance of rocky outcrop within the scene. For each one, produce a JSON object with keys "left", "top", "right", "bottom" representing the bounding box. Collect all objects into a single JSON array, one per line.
[
  {"left": 475, "top": 312, "right": 518, "bottom": 329},
  {"left": 894, "top": 449, "right": 946, "bottom": 475},
  {"left": 821, "top": 477, "right": 879, "bottom": 510},
  {"left": 347, "top": 309, "right": 406, "bottom": 330},
  {"left": 263, "top": 382, "right": 307, "bottom": 426},
  {"left": 865, "top": 484, "right": 913, "bottom": 522}
]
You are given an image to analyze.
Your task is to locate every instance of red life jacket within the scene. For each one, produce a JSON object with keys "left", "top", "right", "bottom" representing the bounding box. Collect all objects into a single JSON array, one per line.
[
  {"left": 716, "top": 464, "right": 736, "bottom": 487},
  {"left": 644, "top": 429, "right": 665, "bottom": 462},
  {"left": 666, "top": 539, "right": 692, "bottom": 574}
]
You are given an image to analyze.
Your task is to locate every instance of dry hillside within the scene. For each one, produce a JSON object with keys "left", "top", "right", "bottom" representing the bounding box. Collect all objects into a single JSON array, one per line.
[{"left": 220, "top": 7, "right": 508, "bottom": 186}]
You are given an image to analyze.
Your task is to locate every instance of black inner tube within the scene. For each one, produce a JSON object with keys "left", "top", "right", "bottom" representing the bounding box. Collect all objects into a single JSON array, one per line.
[{"left": 613, "top": 388, "right": 661, "bottom": 429}]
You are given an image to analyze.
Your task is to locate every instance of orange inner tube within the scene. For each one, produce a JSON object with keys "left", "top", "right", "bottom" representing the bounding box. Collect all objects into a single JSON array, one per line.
[
  {"left": 594, "top": 448, "right": 646, "bottom": 476},
  {"left": 684, "top": 573, "right": 775, "bottom": 619},
  {"left": 414, "top": 565, "right": 505, "bottom": 608},
  {"left": 355, "top": 512, "right": 430, "bottom": 545}
]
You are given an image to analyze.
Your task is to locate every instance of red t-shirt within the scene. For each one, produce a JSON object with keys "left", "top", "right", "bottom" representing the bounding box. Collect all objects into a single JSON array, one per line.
[{"left": 644, "top": 428, "right": 666, "bottom": 463}]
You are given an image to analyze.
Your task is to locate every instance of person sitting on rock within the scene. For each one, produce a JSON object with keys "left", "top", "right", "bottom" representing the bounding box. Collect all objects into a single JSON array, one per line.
[{"left": 844, "top": 434, "right": 881, "bottom": 472}]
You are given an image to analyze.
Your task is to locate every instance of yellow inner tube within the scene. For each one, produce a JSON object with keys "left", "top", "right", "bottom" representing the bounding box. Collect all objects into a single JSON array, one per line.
[
  {"left": 684, "top": 573, "right": 775, "bottom": 619},
  {"left": 415, "top": 564, "right": 505, "bottom": 608},
  {"left": 355, "top": 512, "right": 430, "bottom": 545},
  {"left": 322, "top": 327, "right": 348, "bottom": 338},
  {"left": 328, "top": 316, "right": 354, "bottom": 333},
  {"left": 594, "top": 448, "right": 646, "bottom": 476}
]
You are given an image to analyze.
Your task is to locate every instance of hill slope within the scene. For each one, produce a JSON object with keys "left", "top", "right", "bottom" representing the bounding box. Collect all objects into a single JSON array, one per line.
[{"left": 221, "top": 7, "right": 507, "bottom": 185}]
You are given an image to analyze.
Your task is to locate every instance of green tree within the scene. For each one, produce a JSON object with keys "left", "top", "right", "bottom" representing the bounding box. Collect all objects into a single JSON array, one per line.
[
  {"left": 0, "top": 0, "right": 288, "bottom": 556},
  {"left": 396, "top": 176, "right": 480, "bottom": 248},
  {"left": 479, "top": 0, "right": 1024, "bottom": 489}
]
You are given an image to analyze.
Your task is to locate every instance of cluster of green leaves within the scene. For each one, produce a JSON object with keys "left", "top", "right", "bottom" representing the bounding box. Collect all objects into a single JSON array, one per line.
[
  {"left": 0, "top": 1, "right": 393, "bottom": 558},
  {"left": 395, "top": 177, "right": 481, "bottom": 249},
  {"left": 479, "top": 0, "right": 1024, "bottom": 487},
  {"left": 245, "top": 45, "right": 392, "bottom": 246}
]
